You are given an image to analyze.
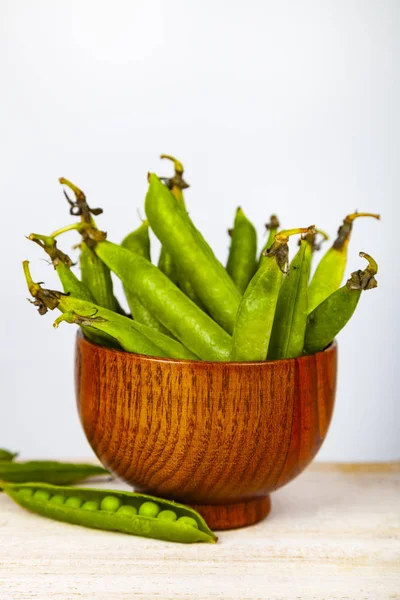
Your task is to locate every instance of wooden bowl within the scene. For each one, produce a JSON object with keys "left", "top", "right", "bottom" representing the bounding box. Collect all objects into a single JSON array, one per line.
[{"left": 75, "top": 333, "right": 337, "bottom": 530}]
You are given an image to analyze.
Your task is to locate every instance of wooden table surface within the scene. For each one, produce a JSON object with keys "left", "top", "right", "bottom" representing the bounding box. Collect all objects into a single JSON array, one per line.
[{"left": 0, "top": 463, "right": 399, "bottom": 600}]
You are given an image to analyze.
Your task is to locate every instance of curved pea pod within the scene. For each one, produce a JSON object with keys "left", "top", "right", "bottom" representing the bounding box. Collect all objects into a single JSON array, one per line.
[
  {"left": 121, "top": 222, "right": 169, "bottom": 334},
  {"left": 0, "top": 461, "right": 109, "bottom": 485},
  {"left": 268, "top": 239, "right": 312, "bottom": 360},
  {"left": 258, "top": 215, "right": 280, "bottom": 266},
  {"left": 308, "top": 212, "right": 380, "bottom": 313},
  {"left": 54, "top": 309, "right": 198, "bottom": 360},
  {"left": 146, "top": 173, "right": 241, "bottom": 333},
  {"left": 231, "top": 227, "right": 314, "bottom": 361},
  {"left": 23, "top": 261, "right": 191, "bottom": 358},
  {"left": 28, "top": 233, "right": 115, "bottom": 347},
  {"left": 3, "top": 483, "right": 217, "bottom": 544},
  {"left": 92, "top": 241, "right": 232, "bottom": 361},
  {"left": 57, "top": 178, "right": 120, "bottom": 313},
  {"left": 226, "top": 207, "right": 257, "bottom": 293},
  {"left": 0, "top": 449, "right": 18, "bottom": 461},
  {"left": 304, "top": 253, "right": 378, "bottom": 355},
  {"left": 300, "top": 228, "right": 329, "bottom": 281}
]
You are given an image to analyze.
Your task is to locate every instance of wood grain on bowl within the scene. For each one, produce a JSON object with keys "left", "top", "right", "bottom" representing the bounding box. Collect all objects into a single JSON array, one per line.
[{"left": 75, "top": 333, "right": 337, "bottom": 530}]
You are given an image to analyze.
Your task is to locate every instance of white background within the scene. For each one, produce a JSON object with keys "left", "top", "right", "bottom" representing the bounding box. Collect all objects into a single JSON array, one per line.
[{"left": 0, "top": 0, "right": 398, "bottom": 461}]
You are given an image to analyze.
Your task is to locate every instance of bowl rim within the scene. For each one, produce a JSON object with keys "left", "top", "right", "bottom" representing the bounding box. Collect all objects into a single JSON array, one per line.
[{"left": 76, "top": 331, "right": 337, "bottom": 367}]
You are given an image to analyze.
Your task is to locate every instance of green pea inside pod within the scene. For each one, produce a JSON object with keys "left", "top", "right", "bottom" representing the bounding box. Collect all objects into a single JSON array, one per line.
[
  {"left": 65, "top": 497, "right": 83, "bottom": 509},
  {"left": 81, "top": 500, "right": 100, "bottom": 511},
  {"left": 49, "top": 494, "right": 66, "bottom": 505},
  {"left": 100, "top": 496, "right": 122, "bottom": 512},
  {"left": 138, "top": 501, "right": 160, "bottom": 518},
  {"left": 157, "top": 509, "right": 177, "bottom": 522}
]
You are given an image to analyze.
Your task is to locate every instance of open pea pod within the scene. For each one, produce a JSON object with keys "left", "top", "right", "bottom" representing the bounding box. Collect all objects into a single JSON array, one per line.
[
  {"left": 0, "top": 461, "right": 110, "bottom": 486},
  {"left": 3, "top": 483, "right": 218, "bottom": 544}
]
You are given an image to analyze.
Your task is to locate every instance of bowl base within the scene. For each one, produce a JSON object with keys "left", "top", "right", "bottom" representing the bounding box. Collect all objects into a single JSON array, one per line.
[{"left": 189, "top": 495, "right": 271, "bottom": 531}]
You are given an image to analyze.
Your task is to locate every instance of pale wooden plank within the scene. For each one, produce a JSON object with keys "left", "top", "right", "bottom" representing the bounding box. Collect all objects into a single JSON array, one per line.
[{"left": 0, "top": 463, "right": 399, "bottom": 600}]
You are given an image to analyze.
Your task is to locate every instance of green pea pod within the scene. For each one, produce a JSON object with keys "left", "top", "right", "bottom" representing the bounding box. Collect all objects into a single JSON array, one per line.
[
  {"left": 268, "top": 239, "right": 312, "bottom": 360},
  {"left": 304, "top": 252, "right": 378, "bottom": 355},
  {"left": 23, "top": 261, "right": 196, "bottom": 359},
  {"left": 258, "top": 215, "right": 280, "bottom": 266},
  {"left": 157, "top": 155, "right": 187, "bottom": 285},
  {"left": 308, "top": 212, "right": 380, "bottom": 313},
  {"left": 121, "top": 221, "right": 169, "bottom": 334},
  {"left": 0, "top": 449, "right": 18, "bottom": 461},
  {"left": 146, "top": 173, "right": 241, "bottom": 334},
  {"left": 158, "top": 155, "right": 205, "bottom": 309},
  {"left": 57, "top": 178, "right": 119, "bottom": 313},
  {"left": 91, "top": 240, "right": 232, "bottom": 360},
  {"left": 226, "top": 207, "right": 258, "bottom": 293},
  {"left": 121, "top": 220, "right": 151, "bottom": 259},
  {"left": 3, "top": 482, "right": 217, "bottom": 544},
  {"left": 28, "top": 234, "right": 117, "bottom": 348},
  {"left": 0, "top": 461, "right": 109, "bottom": 485},
  {"left": 231, "top": 227, "right": 314, "bottom": 361}
]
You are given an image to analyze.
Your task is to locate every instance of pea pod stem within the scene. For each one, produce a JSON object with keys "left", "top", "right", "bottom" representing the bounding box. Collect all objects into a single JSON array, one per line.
[
  {"left": 3, "top": 482, "right": 217, "bottom": 544},
  {"left": 226, "top": 207, "right": 258, "bottom": 293},
  {"left": 304, "top": 252, "right": 378, "bottom": 355},
  {"left": 308, "top": 212, "right": 380, "bottom": 313},
  {"left": 259, "top": 215, "right": 280, "bottom": 266},
  {"left": 231, "top": 227, "right": 314, "bottom": 361}
]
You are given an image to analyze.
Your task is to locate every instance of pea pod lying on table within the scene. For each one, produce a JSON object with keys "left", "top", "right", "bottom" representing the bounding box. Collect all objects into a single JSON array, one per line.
[
  {"left": 0, "top": 461, "right": 109, "bottom": 486},
  {"left": 304, "top": 252, "right": 378, "bottom": 355},
  {"left": 23, "top": 261, "right": 198, "bottom": 360},
  {"left": 308, "top": 212, "right": 380, "bottom": 313},
  {"left": 231, "top": 226, "right": 315, "bottom": 361},
  {"left": 3, "top": 483, "right": 217, "bottom": 544},
  {"left": 226, "top": 207, "right": 257, "bottom": 293},
  {"left": 0, "top": 449, "right": 18, "bottom": 461},
  {"left": 146, "top": 173, "right": 241, "bottom": 334}
]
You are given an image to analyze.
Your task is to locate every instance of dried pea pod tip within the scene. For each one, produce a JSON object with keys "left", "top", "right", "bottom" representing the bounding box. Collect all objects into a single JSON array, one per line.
[
  {"left": 333, "top": 212, "right": 380, "bottom": 251},
  {"left": 346, "top": 252, "right": 378, "bottom": 291},
  {"left": 300, "top": 228, "right": 329, "bottom": 251},
  {"left": 28, "top": 233, "right": 73, "bottom": 268},
  {"left": 59, "top": 177, "right": 103, "bottom": 221},
  {"left": 264, "top": 226, "right": 316, "bottom": 271},
  {"left": 159, "top": 153, "right": 189, "bottom": 192},
  {"left": 265, "top": 214, "right": 280, "bottom": 232}
]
